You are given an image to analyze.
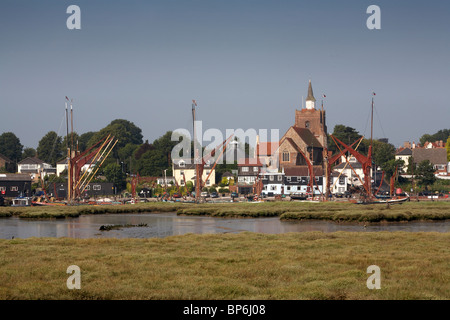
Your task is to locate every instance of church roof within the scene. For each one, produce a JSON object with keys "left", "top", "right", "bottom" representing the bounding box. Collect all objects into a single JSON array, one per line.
[
  {"left": 291, "top": 127, "right": 322, "bottom": 148},
  {"left": 306, "top": 80, "right": 316, "bottom": 102}
]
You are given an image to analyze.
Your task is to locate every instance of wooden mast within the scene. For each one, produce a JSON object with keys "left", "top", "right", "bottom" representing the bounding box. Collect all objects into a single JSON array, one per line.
[
  {"left": 192, "top": 100, "right": 200, "bottom": 203},
  {"left": 368, "top": 93, "right": 375, "bottom": 199},
  {"left": 65, "top": 97, "right": 71, "bottom": 203}
]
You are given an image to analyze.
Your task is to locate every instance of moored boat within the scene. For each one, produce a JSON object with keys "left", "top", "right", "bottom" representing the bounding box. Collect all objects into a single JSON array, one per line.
[{"left": 11, "top": 197, "right": 33, "bottom": 207}]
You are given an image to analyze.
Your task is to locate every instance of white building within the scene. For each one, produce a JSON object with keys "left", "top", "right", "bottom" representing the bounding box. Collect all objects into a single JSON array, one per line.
[{"left": 17, "top": 157, "right": 55, "bottom": 181}]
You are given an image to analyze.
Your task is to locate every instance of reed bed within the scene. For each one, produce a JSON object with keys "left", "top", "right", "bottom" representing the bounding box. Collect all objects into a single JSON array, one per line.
[{"left": 0, "top": 232, "right": 448, "bottom": 300}]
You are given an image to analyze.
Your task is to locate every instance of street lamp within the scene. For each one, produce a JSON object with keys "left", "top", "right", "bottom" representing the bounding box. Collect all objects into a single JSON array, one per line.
[{"left": 164, "top": 169, "right": 167, "bottom": 188}]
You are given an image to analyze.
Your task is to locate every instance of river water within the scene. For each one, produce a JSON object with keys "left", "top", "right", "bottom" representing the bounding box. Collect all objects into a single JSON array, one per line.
[{"left": 0, "top": 213, "right": 448, "bottom": 239}]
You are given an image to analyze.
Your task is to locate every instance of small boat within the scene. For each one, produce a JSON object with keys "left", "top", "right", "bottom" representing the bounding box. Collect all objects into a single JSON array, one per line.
[
  {"left": 357, "top": 194, "right": 410, "bottom": 205},
  {"left": 11, "top": 197, "right": 33, "bottom": 207},
  {"left": 290, "top": 193, "right": 308, "bottom": 201},
  {"left": 31, "top": 201, "right": 66, "bottom": 206}
]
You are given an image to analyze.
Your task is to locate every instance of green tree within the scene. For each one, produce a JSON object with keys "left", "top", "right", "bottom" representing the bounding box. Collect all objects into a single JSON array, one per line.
[
  {"left": 22, "top": 147, "right": 36, "bottom": 160},
  {"left": 416, "top": 160, "right": 436, "bottom": 186},
  {"left": 36, "top": 131, "right": 63, "bottom": 166},
  {"left": 419, "top": 129, "right": 450, "bottom": 146},
  {"left": 446, "top": 137, "right": 450, "bottom": 162},
  {"left": 328, "top": 125, "right": 363, "bottom": 155},
  {"left": 135, "top": 149, "right": 168, "bottom": 177},
  {"left": 103, "top": 163, "right": 126, "bottom": 191},
  {"left": 88, "top": 119, "right": 143, "bottom": 157},
  {"left": 134, "top": 131, "right": 179, "bottom": 177},
  {"left": 78, "top": 131, "right": 96, "bottom": 153},
  {"left": 215, "top": 163, "right": 237, "bottom": 184},
  {"left": 118, "top": 143, "right": 139, "bottom": 173},
  {"left": 185, "top": 181, "right": 194, "bottom": 192},
  {"left": 60, "top": 132, "right": 79, "bottom": 155},
  {"left": 134, "top": 140, "right": 154, "bottom": 160},
  {"left": 372, "top": 140, "right": 396, "bottom": 170},
  {"left": 0, "top": 132, "right": 23, "bottom": 164},
  {"left": 382, "top": 158, "right": 405, "bottom": 179}
]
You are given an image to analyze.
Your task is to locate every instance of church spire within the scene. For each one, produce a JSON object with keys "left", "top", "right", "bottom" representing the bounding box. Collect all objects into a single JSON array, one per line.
[{"left": 305, "top": 80, "right": 316, "bottom": 109}]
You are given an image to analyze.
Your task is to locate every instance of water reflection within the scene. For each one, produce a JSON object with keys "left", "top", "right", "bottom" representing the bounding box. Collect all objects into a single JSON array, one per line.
[{"left": 0, "top": 213, "right": 448, "bottom": 239}]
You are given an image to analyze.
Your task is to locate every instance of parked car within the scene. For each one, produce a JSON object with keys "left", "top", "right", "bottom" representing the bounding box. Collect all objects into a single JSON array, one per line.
[
  {"left": 231, "top": 192, "right": 239, "bottom": 198},
  {"left": 0, "top": 195, "right": 4, "bottom": 206},
  {"left": 172, "top": 193, "right": 182, "bottom": 198},
  {"left": 201, "top": 192, "right": 210, "bottom": 198},
  {"left": 210, "top": 192, "right": 219, "bottom": 198}
]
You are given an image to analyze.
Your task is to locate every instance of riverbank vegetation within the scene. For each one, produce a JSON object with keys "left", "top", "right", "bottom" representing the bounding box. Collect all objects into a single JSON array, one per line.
[
  {"left": 0, "top": 201, "right": 449, "bottom": 222},
  {"left": 0, "top": 232, "right": 448, "bottom": 299}
]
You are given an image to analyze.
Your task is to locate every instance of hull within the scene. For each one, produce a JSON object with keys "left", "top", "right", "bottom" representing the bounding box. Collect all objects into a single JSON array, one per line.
[{"left": 357, "top": 196, "right": 410, "bottom": 205}]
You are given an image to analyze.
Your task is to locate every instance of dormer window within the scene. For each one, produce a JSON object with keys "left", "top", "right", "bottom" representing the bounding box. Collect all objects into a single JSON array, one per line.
[{"left": 179, "top": 160, "right": 185, "bottom": 167}]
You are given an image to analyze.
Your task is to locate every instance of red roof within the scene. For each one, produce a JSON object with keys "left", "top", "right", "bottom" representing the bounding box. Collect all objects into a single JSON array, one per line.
[{"left": 237, "top": 158, "right": 263, "bottom": 166}]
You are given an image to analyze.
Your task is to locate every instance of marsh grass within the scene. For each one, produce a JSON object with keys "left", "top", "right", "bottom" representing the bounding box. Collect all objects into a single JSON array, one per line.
[
  {"left": 0, "top": 232, "right": 448, "bottom": 300},
  {"left": 0, "top": 201, "right": 449, "bottom": 222}
]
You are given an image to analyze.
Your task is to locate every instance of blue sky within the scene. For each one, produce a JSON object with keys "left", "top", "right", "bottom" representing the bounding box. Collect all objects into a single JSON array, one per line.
[{"left": 1, "top": 0, "right": 449, "bottom": 150}]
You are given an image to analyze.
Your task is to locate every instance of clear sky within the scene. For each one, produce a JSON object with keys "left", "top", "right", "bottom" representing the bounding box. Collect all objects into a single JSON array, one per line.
[{"left": 1, "top": 0, "right": 449, "bottom": 150}]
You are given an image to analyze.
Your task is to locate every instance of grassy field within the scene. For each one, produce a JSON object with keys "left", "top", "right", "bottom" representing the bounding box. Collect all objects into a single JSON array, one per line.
[
  {"left": 0, "top": 231, "right": 448, "bottom": 300},
  {"left": 0, "top": 200, "right": 449, "bottom": 222}
]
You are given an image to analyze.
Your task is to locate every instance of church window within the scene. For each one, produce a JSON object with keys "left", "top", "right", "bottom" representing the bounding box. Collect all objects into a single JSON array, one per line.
[
  {"left": 282, "top": 151, "right": 290, "bottom": 162},
  {"left": 305, "top": 121, "right": 310, "bottom": 128}
]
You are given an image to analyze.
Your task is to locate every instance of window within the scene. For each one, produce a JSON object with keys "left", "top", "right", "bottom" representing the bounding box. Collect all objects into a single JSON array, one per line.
[
  {"left": 277, "top": 175, "right": 283, "bottom": 181},
  {"left": 242, "top": 167, "right": 249, "bottom": 172},
  {"left": 0, "top": 186, "right": 5, "bottom": 192},
  {"left": 287, "top": 186, "right": 291, "bottom": 191},
  {"left": 93, "top": 185, "right": 101, "bottom": 191},
  {"left": 85, "top": 185, "right": 91, "bottom": 190},
  {"left": 206, "top": 180, "right": 210, "bottom": 185},
  {"left": 206, "top": 171, "right": 210, "bottom": 175},
  {"left": 269, "top": 175, "right": 274, "bottom": 181},
  {"left": 11, "top": 186, "right": 18, "bottom": 191},
  {"left": 179, "top": 161, "right": 185, "bottom": 168},
  {"left": 339, "top": 176, "right": 345, "bottom": 184},
  {"left": 270, "top": 186, "right": 276, "bottom": 191},
  {"left": 287, "top": 177, "right": 291, "bottom": 182},
  {"left": 253, "top": 167, "right": 259, "bottom": 172},
  {"left": 282, "top": 151, "right": 289, "bottom": 162},
  {"left": 305, "top": 121, "right": 310, "bottom": 128}
]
